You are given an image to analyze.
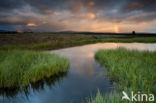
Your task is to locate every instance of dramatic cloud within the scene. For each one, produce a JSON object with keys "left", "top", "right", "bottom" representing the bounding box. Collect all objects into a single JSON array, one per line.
[{"left": 0, "top": 0, "right": 156, "bottom": 32}]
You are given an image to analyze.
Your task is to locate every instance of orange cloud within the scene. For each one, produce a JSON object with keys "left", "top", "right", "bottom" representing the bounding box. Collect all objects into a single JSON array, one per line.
[
  {"left": 27, "top": 23, "right": 37, "bottom": 27},
  {"left": 87, "top": 13, "right": 95, "bottom": 19},
  {"left": 43, "top": 9, "right": 60, "bottom": 16},
  {"left": 89, "top": 1, "right": 95, "bottom": 6}
]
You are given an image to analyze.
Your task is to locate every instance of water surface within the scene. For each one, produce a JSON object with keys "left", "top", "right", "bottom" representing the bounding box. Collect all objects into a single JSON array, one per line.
[{"left": 0, "top": 43, "right": 156, "bottom": 103}]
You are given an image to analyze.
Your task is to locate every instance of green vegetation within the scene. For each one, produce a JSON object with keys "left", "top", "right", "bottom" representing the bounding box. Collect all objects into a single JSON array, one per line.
[
  {"left": 88, "top": 91, "right": 121, "bottom": 103},
  {"left": 0, "top": 50, "right": 69, "bottom": 88},
  {"left": 1, "top": 37, "right": 156, "bottom": 50},
  {"left": 89, "top": 48, "right": 156, "bottom": 103}
]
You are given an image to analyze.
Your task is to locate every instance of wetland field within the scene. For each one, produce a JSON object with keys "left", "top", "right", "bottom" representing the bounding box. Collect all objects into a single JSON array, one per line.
[{"left": 0, "top": 33, "right": 156, "bottom": 103}]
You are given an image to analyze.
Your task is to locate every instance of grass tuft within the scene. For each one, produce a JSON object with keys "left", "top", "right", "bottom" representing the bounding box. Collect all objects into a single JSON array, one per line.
[
  {"left": 89, "top": 48, "right": 156, "bottom": 103},
  {"left": 0, "top": 50, "right": 69, "bottom": 88},
  {"left": 88, "top": 90, "right": 121, "bottom": 103}
]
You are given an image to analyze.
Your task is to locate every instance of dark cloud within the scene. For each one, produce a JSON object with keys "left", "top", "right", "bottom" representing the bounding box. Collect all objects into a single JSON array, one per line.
[
  {"left": 0, "top": 0, "right": 156, "bottom": 32},
  {"left": 0, "top": 13, "right": 40, "bottom": 25},
  {"left": 122, "top": 0, "right": 156, "bottom": 12},
  {"left": 25, "top": 0, "right": 68, "bottom": 14},
  {"left": 0, "top": 0, "right": 25, "bottom": 12},
  {"left": 126, "top": 12, "right": 156, "bottom": 23}
]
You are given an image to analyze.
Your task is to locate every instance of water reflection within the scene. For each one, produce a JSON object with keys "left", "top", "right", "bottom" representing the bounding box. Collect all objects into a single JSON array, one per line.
[
  {"left": 1, "top": 43, "right": 156, "bottom": 103},
  {"left": 0, "top": 72, "right": 67, "bottom": 98}
]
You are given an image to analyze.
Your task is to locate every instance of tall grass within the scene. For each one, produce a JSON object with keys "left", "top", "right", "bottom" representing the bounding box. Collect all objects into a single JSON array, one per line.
[
  {"left": 89, "top": 48, "right": 156, "bottom": 103},
  {"left": 0, "top": 50, "right": 69, "bottom": 88},
  {"left": 88, "top": 90, "right": 121, "bottom": 103}
]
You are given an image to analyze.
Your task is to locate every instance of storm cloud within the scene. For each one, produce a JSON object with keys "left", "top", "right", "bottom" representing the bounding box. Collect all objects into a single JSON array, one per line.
[{"left": 0, "top": 0, "right": 156, "bottom": 32}]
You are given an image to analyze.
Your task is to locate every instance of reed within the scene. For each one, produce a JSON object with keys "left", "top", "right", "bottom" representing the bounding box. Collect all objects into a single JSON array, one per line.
[
  {"left": 0, "top": 50, "right": 69, "bottom": 88},
  {"left": 89, "top": 48, "right": 156, "bottom": 103}
]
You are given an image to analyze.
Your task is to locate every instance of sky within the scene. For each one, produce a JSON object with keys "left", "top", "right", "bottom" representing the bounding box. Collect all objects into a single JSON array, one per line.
[{"left": 0, "top": 0, "right": 156, "bottom": 33}]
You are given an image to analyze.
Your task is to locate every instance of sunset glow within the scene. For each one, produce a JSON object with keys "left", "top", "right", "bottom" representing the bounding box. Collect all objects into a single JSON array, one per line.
[
  {"left": 0, "top": 0, "right": 155, "bottom": 33},
  {"left": 89, "top": 1, "right": 95, "bottom": 6},
  {"left": 87, "top": 13, "right": 95, "bottom": 19},
  {"left": 17, "top": 30, "right": 23, "bottom": 33},
  {"left": 27, "top": 23, "right": 37, "bottom": 27},
  {"left": 114, "top": 26, "right": 120, "bottom": 33},
  {"left": 0, "top": 1, "right": 155, "bottom": 103}
]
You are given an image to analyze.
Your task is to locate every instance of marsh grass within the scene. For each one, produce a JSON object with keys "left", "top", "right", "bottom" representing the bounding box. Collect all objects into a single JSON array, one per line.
[
  {"left": 89, "top": 48, "right": 156, "bottom": 103},
  {"left": 0, "top": 50, "right": 69, "bottom": 88},
  {"left": 88, "top": 90, "right": 121, "bottom": 103},
  {"left": 0, "top": 37, "right": 156, "bottom": 50}
]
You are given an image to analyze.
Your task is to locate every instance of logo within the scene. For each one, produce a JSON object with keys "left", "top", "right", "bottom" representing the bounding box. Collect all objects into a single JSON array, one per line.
[{"left": 122, "top": 91, "right": 155, "bottom": 102}]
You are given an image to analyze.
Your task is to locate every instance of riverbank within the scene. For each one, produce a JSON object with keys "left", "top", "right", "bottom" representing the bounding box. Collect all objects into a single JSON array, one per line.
[
  {"left": 0, "top": 33, "right": 156, "bottom": 50},
  {"left": 0, "top": 50, "right": 69, "bottom": 88},
  {"left": 90, "top": 48, "right": 156, "bottom": 103}
]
